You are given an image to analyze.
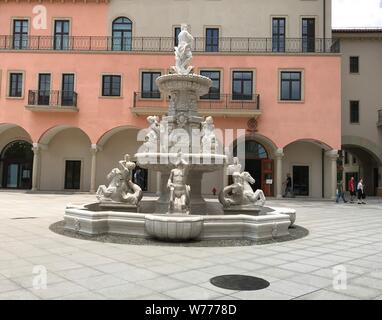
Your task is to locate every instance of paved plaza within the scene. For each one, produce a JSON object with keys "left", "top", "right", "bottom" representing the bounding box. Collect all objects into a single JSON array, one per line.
[{"left": 0, "top": 191, "right": 382, "bottom": 300}]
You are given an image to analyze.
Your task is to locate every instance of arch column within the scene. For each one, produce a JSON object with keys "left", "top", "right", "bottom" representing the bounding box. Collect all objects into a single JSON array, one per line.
[
  {"left": 275, "top": 148, "right": 284, "bottom": 198},
  {"left": 31, "top": 143, "right": 41, "bottom": 192},
  {"left": 90, "top": 144, "right": 99, "bottom": 194},
  {"left": 378, "top": 166, "right": 382, "bottom": 197},
  {"left": 156, "top": 172, "right": 162, "bottom": 196},
  {"left": 326, "top": 149, "right": 339, "bottom": 199}
]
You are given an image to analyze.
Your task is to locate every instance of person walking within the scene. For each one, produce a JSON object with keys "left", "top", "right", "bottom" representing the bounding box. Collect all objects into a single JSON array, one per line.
[
  {"left": 336, "top": 179, "right": 347, "bottom": 203},
  {"left": 348, "top": 176, "right": 356, "bottom": 203},
  {"left": 283, "top": 173, "right": 294, "bottom": 198},
  {"left": 357, "top": 178, "right": 366, "bottom": 205}
]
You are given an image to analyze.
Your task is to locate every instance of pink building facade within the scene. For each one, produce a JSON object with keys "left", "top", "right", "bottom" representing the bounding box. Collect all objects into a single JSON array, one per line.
[{"left": 0, "top": 0, "right": 341, "bottom": 198}]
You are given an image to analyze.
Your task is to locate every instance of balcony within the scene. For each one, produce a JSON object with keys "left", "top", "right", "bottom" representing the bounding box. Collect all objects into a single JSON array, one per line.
[
  {"left": 378, "top": 109, "right": 382, "bottom": 127},
  {"left": 132, "top": 93, "right": 261, "bottom": 118},
  {"left": 26, "top": 90, "right": 78, "bottom": 112},
  {"left": 0, "top": 35, "right": 340, "bottom": 54}
]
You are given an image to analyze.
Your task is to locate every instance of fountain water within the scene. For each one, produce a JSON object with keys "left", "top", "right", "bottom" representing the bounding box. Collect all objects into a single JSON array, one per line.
[{"left": 64, "top": 24, "right": 296, "bottom": 242}]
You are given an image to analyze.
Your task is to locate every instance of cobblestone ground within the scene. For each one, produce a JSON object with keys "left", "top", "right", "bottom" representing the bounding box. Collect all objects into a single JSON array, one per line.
[{"left": 0, "top": 191, "right": 381, "bottom": 300}]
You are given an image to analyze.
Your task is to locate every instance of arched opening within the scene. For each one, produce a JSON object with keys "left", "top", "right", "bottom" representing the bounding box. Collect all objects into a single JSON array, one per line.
[
  {"left": 112, "top": 17, "right": 132, "bottom": 51},
  {"left": 233, "top": 138, "right": 274, "bottom": 196},
  {"left": 38, "top": 126, "right": 92, "bottom": 192},
  {"left": 341, "top": 145, "right": 382, "bottom": 196},
  {"left": 0, "top": 140, "right": 33, "bottom": 189}
]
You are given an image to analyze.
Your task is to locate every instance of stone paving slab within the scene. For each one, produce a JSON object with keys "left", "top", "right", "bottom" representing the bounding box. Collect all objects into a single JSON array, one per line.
[{"left": 0, "top": 192, "right": 382, "bottom": 300}]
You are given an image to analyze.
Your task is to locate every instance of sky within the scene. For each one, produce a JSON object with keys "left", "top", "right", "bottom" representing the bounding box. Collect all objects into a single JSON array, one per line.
[{"left": 333, "top": 0, "right": 382, "bottom": 28}]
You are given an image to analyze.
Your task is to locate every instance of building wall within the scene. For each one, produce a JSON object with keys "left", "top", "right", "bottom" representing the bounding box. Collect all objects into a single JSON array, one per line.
[
  {"left": 108, "top": 0, "right": 331, "bottom": 39},
  {"left": 334, "top": 32, "right": 382, "bottom": 195},
  {"left": 0, "top": 53, "right": 342, "bottom": 149}
]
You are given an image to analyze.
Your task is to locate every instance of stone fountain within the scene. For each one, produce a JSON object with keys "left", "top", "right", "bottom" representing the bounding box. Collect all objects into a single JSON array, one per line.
[{"left": 64, "top": 24, "right": 296, "bottom": 242}]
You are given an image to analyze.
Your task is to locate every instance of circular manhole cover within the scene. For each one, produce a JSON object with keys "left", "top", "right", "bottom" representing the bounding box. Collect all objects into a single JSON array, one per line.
[{"left": 210, "top": 275, "right": 270, "bottom": 291}]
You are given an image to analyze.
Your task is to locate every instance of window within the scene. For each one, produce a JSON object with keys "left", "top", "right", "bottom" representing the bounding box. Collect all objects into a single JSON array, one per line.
[
  {"left": 280, "top": 71, "right": 302, "bottom": 101},
  {"left": 9, "top": 73, "right": 23, "bottom": 97},
  {"left": 62, "top": 74, "right": 75, "bottom": 106},
  {"left": 102, "top": 75, "right": 121, "bottom": 97},
  {"left": 65, "top": 160, "right": 81, "bottom": 190},
  {"left": 38, "top": 74, "right": 51, "bottom": 105},
  {"left": 54, "top": 20, "right": 70, "bottom": 50},
  {"left": 174, "top": 27, "right": 181, "bottom": 47},
  {"left": 350, "top": 56, "right": 359, "bottom": 73},
  {"left": 12, "top": 20, "right": 29, "bottom": 49},
  {"left": 200, "top": 70, "right": 221, "bottom": 100},
  {"left": 350, "top": 100, "right": 360, "bottom": 123},
  {"left": 302, "top": 18, "right": 315, "bottom": 52},
  {"left": 141, "top": 72, "right": 161, "bottom": 99},
  {"left": 205, "top": 28, "right": 219, "bottom": 52},
  {"left": 353, "top": 156, "right": 357, "bottom": 164},
  {"left": 112, "top": 17, "right": 132, "bottom": 51},
  {"left": 232, "top": 71, "right": 253, "bottom": 100},
  {"left": 272, "top": 18, "right": 285, "bottom": 52}
]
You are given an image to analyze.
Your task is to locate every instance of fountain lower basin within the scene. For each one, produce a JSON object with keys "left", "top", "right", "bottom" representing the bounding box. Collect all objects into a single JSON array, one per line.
[{"left": 64, "top": 202, "right": 296, "bottom": 242}]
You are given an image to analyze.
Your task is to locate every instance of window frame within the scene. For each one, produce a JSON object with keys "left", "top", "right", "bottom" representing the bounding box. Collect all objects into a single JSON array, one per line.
[
  {"left": 350, "top": 100, "right": 360, "bottom": 124},
  {"left": 140, "top": 71, "right": 162, "bottom": 99},
  {"left": 101, "top": 74, "right": 122, "bottom": 98},
  {"left": 349, "top": 56, "right": 360, "bottom": 74},
  {"left": 231, "top": 70, "right": 254, "bottom": 101},
  {"left": 272, "top": 17, "right": 286, "bottom": 53},
  {"left": 112, "top": 17, "right": 133, "bottom": 51},
  {"left": 301, "top": 17, "right": 316, "bottom": 53},
  {"left": 7, "top": 71, "right": 24, "bottom": 99},
  {"left": 205, "top": 27, "right": 220, "bottom": 52},
  {"left": 53, "top": 19, "right": 71, "bottom": 50},
  {"left": 279, "top": 70, "right": 304, "bottom": 102},
  {"left": 12, "top": 19, "right": 29, "bottom": 50},
  {"left": 174, "top": 26, "right": 181, "bottom": 47},
  {"left": 200, "top": 70, "right": 222, "bottom": 100}
]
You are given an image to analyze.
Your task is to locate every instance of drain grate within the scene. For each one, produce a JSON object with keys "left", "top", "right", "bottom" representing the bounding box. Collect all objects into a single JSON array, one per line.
[
  {"left": 11, "top": 217, "right": 38, "bottom": 220},
  {"left": 210, "top": 275, "right": 270, "bottom": 291}
]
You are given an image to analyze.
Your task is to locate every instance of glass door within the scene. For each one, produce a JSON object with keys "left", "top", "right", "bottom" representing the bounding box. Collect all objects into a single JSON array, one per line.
[
  {"left": 272, "top": 18, "right": 285, "bottom": 52},
  {"left": 293, "top": 166, "right": 310, "bottom": 196},
  {"left": 54, "top": 20, "right": 70, "bottom": 50},
  {"left": 38, "top": 74, "right": 51, "bottom": 105},
  {"left": 65, "top": 160, "right": 81, "bottom": 190},
  {"left": 62, "top": 74, "right": 75, "bottom": 106},
  {"left": 302, "top": 18, "right": 315, "bottom": 52}
]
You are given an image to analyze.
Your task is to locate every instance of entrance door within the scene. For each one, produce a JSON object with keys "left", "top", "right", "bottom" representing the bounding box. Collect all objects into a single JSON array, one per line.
[
  {"left": 65, "top": 160, "right": 81, "bottom": 190},
  {"left": 261, "top": 159, "right": 274, "bottom": 197},
  {"left": 293, "top": 166, "right": 309, "bottom": 196},
  {"left": 1, "top": 141, "right": 33, "bottom": 189}
]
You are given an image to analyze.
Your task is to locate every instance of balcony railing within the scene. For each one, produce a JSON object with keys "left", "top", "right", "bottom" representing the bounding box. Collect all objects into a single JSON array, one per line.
[
  {"left": 378, "top": 109, "right": 382, "bottom": 126},
  {"left": 0, "top": 35, "right": 340, "bottom": 53},
  {"left": 133, "top": 92, "right": 260, "bottom": 111},
  {"left": 28, "top": 90, "right": 78, "bottom": 108}
]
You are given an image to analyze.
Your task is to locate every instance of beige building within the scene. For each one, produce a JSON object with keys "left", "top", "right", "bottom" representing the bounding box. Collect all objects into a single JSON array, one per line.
[
  {"left": 333, "top": 29, "right": 382, "bottom": 196},
  {"left": 108, "top": 0, "right": 332, "bottom": 39}
]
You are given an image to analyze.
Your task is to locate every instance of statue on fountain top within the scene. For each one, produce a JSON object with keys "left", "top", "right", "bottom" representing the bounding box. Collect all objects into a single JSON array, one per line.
[{"left": 171, "top": 24, "right": 194, "bottom": 75}]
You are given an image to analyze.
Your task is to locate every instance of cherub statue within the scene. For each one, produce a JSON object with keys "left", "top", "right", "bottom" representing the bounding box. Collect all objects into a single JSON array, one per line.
[
  {"left": 201, "top": 116, "right": 217, "bottom": 153},
  {"left": 167, "top": 153, "right": 191, "bottom": 215},
  {"left": 227, "top": 157, "right": 242, "bottom": 176},
  {"left": 143, "top": 116, "right": 160, "bottom": 153},
  {"left": 171, "top": 24, "right": 194, "bottom": 75}
]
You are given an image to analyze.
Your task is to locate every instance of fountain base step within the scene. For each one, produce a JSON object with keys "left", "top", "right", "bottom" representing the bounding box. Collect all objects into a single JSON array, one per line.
[{"left": 223, "top": 205, "right": 263, "bottom": 216}]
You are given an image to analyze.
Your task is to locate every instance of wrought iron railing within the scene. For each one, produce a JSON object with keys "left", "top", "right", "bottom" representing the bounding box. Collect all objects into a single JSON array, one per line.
[
  {"left": 28, "top": 90, "right": 78, "bottom": 108},
  {"left": 0, "top": 36, "right": 340, "bottom": 53},
  {"left": 133, "top": 93, "right": 260, "bottom": 110}
]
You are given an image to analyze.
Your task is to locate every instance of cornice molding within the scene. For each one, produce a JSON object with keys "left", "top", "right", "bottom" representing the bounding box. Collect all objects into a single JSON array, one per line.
[{"left": 0, "top": 0, "right": 110, "bottom": 4}]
